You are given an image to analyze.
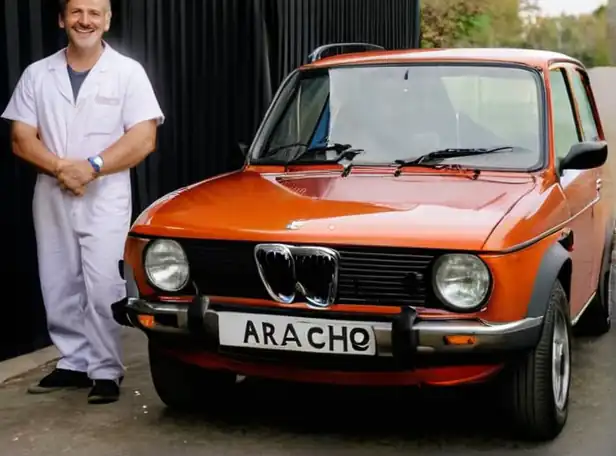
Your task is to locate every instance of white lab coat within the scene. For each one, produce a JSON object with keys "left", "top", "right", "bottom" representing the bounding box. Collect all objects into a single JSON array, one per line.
[{"left": 1, "top": 43, "right": 164, "bottom": 380}]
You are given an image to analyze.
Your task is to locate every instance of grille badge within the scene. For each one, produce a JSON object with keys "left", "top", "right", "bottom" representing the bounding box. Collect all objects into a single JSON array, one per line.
[{"left": 254, "top": 243, "right": 339, "bottom": 308}]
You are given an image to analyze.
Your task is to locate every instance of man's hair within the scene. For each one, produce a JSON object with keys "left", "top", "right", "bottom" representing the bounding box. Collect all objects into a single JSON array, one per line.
[{"left": 58, "top": 0, "right": 112, "bottom": 13}]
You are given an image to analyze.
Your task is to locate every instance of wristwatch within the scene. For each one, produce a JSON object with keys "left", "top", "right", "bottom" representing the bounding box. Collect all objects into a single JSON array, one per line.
[{"left": 87, "top": 155, "right": 104, "bottom": 174}]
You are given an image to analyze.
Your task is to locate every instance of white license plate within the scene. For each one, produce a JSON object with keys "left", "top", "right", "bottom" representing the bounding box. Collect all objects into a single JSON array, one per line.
[{"left": 217, "top": 312, "right": 377, "bottom": 356}]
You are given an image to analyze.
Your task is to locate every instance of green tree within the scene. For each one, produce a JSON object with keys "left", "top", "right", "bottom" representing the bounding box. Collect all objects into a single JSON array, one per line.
[
  {"left": 419, "top": 0, "right": 609, "bottom": 68},
  {"left": 521, "top": 7, "right": 609, "bottom": 67},
  {"left": 420, "top": 0, "right": 525, "bottom": 48},
  {"left": 420, "top": 0, "right": 487, "bottom": 48}
]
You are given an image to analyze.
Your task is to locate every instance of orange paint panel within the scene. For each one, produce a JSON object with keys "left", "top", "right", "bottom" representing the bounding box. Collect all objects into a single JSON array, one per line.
[
  {"left": 479, "top": 234, "right": 559, "bottom": 322},
  {"left": 130, "top": 169, "right": 539, "bottom": 251},
  {"left": 302, "top": 48, "right": 570, "bottom": 71},
  {"left": 168, "top": 348, "right": 503, "bottom": 387},
  {"left": 123, "top": 236, "right": 155, "bottom": 296}
]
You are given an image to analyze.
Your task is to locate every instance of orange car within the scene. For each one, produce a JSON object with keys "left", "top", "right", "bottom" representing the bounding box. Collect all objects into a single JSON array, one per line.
[{"left": 112, "top": 44, "right": 613, "bottom": 441}]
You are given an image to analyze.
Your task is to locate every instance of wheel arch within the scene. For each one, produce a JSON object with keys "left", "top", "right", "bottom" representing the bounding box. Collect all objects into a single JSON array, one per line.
[
  {"left": 557, "top": 258, "right": 572, "bottom": 306},
  {"left": 526, "top": 241, "right": 572, "bottom": 320},
  {"left": 598, "top": 216, "right": 615, "bottom": 299}
]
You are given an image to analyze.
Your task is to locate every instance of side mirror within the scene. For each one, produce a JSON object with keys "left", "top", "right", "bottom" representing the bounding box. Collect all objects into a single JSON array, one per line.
[
  {"left": 559, "top": 141, "right": 608, "bottom": 173},
  {"left": 238, "top": 142, "right": 249, "bottom": 158}
]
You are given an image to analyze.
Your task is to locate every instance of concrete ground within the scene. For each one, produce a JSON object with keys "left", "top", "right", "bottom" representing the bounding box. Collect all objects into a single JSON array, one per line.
[{"left": 1, "top": 325, "right": 616, "bottom": 456}]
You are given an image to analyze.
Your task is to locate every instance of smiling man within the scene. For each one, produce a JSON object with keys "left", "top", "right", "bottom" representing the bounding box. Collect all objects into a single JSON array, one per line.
[{"left": 1, "top": 0, "right": 164, "bottom": 404}]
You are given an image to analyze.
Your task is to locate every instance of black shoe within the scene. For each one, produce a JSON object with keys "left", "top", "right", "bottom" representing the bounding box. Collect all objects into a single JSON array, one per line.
[
  {"left": 88, "top": 379, "right": 121, "bottom": 404},
  {"left": 27, "top": 368, "right": 92, "bottom": 394}
]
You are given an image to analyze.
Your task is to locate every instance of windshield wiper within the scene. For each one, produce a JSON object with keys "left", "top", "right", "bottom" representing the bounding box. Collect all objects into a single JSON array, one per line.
[
  {"left": 338, "top": 149, "right": 365, "bottom": 177},
  {"left": 284, "top": 142, "right": 358, "bottom": 165},
  {"left": 392, "top": 146, "right": 514, "bottom": 176},
  {"left": 259, "top": 141, "right": 363, "bottom": 169},
  {"left": 262, "top": 142, "right": 349, "bottom": 159},
  {"left": 275, "top": 142, "right": 364, "bottom": 172}
]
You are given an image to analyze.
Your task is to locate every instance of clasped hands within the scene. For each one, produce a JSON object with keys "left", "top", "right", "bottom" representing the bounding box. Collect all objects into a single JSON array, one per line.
[{"left": 53, "top": 159, "right": 97, "bottom": 196}]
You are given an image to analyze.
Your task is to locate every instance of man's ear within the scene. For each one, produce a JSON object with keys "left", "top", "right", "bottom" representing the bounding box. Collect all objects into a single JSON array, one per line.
[{"left": 104, "top": 11, "right": 112, "bottom": 32}]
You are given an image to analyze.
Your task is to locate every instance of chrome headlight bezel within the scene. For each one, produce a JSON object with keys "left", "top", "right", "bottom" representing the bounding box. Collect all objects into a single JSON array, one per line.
[
  {"left": 431, "top": 253, "right": 493, "bottom": 312},
  {"left": 143, "top": 239, "right": 190, "bottom": 292}
]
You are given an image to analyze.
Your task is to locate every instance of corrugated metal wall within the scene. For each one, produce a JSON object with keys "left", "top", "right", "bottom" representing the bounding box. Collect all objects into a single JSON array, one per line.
[
  {"left": 0, "top": 0, "right": 420, "bottom": 360},
  {"left": 117, "top": 0, "right": 421, "bottom": 208}
]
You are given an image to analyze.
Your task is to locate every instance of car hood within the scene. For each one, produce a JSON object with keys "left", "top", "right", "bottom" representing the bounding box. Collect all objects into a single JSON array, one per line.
[{"left": 133, "top": 169, "right": 537, "bottom": 250}]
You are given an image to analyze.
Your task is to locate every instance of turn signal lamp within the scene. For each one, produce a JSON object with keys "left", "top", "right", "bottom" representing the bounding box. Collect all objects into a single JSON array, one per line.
[
  {"left": 444, "top": 335, "right": 477, "bottom": 345},
  {"left": 138, "top": 314, "right": 155, "bottom": 329}
]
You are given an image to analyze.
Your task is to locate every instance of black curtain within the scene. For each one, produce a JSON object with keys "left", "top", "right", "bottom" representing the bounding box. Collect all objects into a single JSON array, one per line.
[
  {"left": 1, "top": 0, "right": 69, "bottom": 361},
  {"left": 117, "top": 0, "right": 420, "bottom": 208},
  {"left": 0, "top": 0, "right": 420, "bottom": 361}
]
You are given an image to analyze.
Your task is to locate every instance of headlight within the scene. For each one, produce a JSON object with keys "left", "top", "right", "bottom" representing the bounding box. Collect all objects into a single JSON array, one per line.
[
  {"left": 144, "top": 239, "right": 190, "bottom": 292},
  {"left": 433, "top": 254, "right": 491, "bottom": 311}
]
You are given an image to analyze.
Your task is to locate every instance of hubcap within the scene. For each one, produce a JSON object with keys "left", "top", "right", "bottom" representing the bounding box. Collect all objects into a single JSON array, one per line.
[{"left": 552, "top": 311, "right": 570, "bottom": 411}]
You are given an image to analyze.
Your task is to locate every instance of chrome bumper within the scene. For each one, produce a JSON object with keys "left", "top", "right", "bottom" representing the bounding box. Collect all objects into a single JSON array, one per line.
[{"left": 113, "top": 297, "right": 544, "bottom": 356}]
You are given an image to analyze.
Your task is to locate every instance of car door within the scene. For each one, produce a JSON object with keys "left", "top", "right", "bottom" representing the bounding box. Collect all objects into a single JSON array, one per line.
[
  {"left": 567, "top": 65, "right": 610, "bottom": 294},
  {"left": 548, "top": 65, "right": 597, "bottom": 318}
]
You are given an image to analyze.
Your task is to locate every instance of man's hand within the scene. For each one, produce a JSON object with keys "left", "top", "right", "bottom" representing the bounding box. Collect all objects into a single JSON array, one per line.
[{"left": 55, "top": 159, "right": 96, "bottom": 196}]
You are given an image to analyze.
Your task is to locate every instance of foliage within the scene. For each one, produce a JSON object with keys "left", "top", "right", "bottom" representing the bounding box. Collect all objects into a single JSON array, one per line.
[
  {"left": 521, "top": 6, "right": 610, "bottom": 67},
  {"left": 420, "top": 0, "right": 488, "bottom": 48},
  {"left": 420, "top": 0, "right": 611, "bottom": 67}
]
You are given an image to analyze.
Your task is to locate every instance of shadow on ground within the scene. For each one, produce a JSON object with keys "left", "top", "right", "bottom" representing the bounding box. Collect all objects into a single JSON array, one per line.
[{"left": 157, "top": 379, "right": 536, "bottom": 448}]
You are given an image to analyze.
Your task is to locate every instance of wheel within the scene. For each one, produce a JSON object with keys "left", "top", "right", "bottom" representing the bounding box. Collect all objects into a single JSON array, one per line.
[
  {"left": 148, "top": 340, "right": 236, "bottom": 411},
  {"left": 500, "top": 279, "right": 572, "bottom": 441},
  {"left": 575, "top": 243, "right": 612, "bottom": 336}
]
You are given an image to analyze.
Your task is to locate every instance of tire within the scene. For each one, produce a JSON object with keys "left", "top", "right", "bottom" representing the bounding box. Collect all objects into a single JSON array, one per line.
[
  {"left": 148, "top": 341, "right": 236, "bottom": 411},
  {"left": 501, "top": 279, "right": 572, "bottom": 441}
]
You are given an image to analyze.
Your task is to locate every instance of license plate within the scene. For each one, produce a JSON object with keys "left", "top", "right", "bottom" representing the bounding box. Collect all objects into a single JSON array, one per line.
[{"left": 217, "top": 312, "right": 377, "bottom": 356}]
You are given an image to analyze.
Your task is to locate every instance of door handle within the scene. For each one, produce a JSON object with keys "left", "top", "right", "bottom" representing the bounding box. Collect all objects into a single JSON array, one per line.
[{"left": 597, "top": 178, "right": 603, "bottom": 191}]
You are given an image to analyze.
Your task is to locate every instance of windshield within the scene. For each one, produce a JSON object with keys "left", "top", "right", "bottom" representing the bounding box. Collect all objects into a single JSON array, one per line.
[{"left": 251, "top": 63, "right": 545, "bottom": 170}]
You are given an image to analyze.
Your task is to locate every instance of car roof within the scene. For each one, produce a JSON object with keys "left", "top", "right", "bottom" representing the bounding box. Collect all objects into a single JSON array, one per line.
[{"left": 303, "top": 47, "right": 583, "bottom": 70}]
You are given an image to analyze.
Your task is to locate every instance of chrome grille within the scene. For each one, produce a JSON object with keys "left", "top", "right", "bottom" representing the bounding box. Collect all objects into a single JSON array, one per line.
[
  {"left": 336, "top": 248, "right": 432, "bottom": 305},
  {"left": 172, "top": 239, "right": 436, "bottom": 306}
]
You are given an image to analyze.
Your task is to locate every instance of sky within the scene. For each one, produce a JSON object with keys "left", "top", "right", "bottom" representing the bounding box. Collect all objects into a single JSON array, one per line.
[{"left": 536, "top": 0, "right": 607, "bottom": 16}]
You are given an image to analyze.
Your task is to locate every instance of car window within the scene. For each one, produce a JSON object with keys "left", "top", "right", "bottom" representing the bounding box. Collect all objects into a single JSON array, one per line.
[
  {"left": 570, "top": 69, "right": 600, "bottom": 142},
  {"left": 442, "top": 74, "right": 540, "bottom": 154},
  {"left": 549, "top": 69, "right": 581, "bottom": 161},
  {"left": 256, "top": 64, "right": 546, "bottom": 170},
  {"left": 265, "top": 76, "right": 330, "bottom": 153}
]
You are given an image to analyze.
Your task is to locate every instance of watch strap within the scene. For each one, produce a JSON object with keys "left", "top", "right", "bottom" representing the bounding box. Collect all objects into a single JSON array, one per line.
[{"left": 87, "top": 156, "right": 103, "bottom": 173}]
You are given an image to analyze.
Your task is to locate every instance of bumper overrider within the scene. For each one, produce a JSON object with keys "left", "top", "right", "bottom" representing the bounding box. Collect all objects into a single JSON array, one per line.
[{"left": 111, "top": 294, "right": 545, "bottom": 369}]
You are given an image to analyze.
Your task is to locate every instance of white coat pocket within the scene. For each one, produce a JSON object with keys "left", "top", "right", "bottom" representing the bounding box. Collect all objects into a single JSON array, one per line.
[{"left": 86, "top": 90, "right": 123, "bottom": 136}]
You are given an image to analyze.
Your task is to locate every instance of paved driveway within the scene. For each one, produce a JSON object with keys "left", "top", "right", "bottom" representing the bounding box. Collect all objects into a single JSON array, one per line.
[{"left": 1, "top": 325, "right": 615, "bottom": 456}]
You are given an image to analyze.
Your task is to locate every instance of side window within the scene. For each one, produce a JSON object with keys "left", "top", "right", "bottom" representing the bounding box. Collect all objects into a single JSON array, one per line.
[
  {"left": 570, "top": 70, "right": 600, "bottom": 141},
  {"left": 549, "top": 69, "right": 580, "bottom": 161}
]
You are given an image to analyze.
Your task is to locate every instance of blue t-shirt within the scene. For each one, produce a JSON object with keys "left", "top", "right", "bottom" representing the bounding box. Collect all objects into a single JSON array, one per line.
[{"left": 67, "top": 65, "right": 90, "bottom": 101}]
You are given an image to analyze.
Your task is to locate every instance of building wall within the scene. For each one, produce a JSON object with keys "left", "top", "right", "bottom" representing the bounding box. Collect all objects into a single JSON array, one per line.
[{"left": 0, "top": 0, "right": 421, "bottom": 361}]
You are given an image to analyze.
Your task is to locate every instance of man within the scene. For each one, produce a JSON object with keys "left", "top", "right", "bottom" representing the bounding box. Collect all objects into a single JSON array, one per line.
[{"left": 1, "top": 0, "right": 164, "bottom": 404}]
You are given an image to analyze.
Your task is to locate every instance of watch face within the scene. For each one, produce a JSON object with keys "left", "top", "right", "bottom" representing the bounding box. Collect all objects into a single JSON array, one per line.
[{"left": 94, "top": 157, "right": 103, "bottom": 167}]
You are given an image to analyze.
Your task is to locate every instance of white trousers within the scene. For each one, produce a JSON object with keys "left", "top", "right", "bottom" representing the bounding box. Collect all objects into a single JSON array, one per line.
[{"left": 32, "top": 173, "right": 132, "bottom": 380}]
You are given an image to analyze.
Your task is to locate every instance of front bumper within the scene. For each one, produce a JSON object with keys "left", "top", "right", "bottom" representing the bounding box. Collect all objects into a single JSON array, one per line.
[{"left": 112, "top": 296, "right": 543, "bottom": 364}]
